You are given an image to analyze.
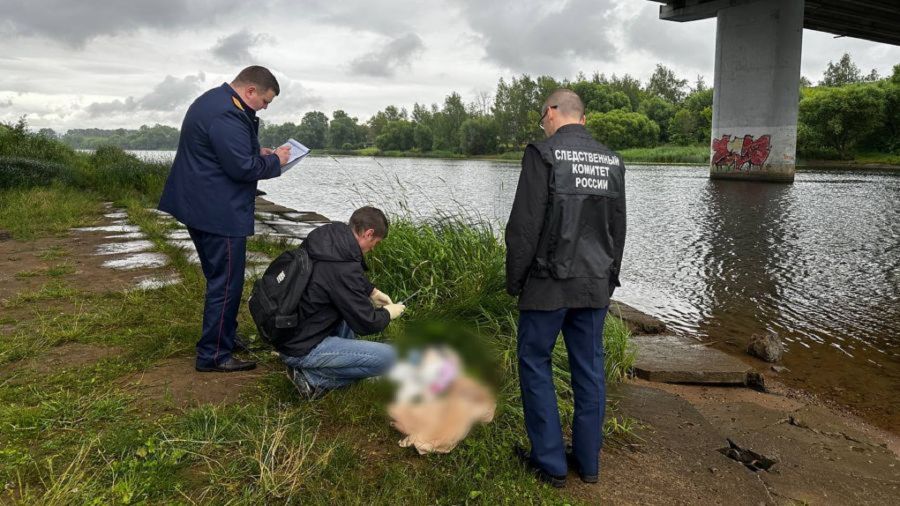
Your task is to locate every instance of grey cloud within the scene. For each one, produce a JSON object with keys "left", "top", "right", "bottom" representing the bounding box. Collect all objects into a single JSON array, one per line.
[
  {"left": 621, "top": 2, "right": 715, "bottom": 71},
  {"left": 211, "top": 30, "right": 272, "bottom": 65},
  {"left": 298, "top": 0, "right": 425, "bottom": 35},
  {"left": 0, "top": 0, "right": 243, "bottom": 47},
  {"left": 265, "top": 78, "right": 323, "bottom": 122},
  {"left": 349, "top": 33, "right": 424, "bottom": 77},
  {"left": 450, "top": 0, "right": 619, "bottom": 76},
  {"left": 0, "top": 98, "right": 12, "bottom": 108},
  {"left": 86, "top": 73, "right": 206, "bottom": 117}
]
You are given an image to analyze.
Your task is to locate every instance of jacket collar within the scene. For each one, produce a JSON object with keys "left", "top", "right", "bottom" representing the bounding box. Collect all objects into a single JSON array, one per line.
[
  {"left": 555, "top": 123, "right": 588, "bottom": 136},
  {"left": 222, "top": 83, "right": 255, "bottom": 118}
]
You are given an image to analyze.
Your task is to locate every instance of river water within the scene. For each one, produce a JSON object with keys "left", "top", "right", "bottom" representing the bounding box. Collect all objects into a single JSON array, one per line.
[{"left": 137, "top": 152, "right": 900, "bottom": 432}]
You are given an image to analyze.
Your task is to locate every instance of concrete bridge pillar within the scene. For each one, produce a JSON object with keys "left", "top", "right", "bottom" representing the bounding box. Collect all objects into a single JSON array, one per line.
[{"left": 710, "top": 0, "right": 804, "bottom": 183}]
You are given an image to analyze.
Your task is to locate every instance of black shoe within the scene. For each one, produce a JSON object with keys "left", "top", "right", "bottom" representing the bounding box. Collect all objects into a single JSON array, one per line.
[
  {"left": 195, "top": 357, "right": 257, "bottom": 373},
  {"left": 566, "top": 445, "right": 599, "bottom": 484},
  {"left": 515, "top": 446, "right": 566, "bottom": 488},
  {"left": 286, "top": 366, "right": 322, "bottom": 400}
]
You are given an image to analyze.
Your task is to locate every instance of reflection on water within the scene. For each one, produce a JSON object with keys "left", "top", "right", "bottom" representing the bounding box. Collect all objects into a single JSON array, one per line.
[{"left": 142, "top": 152, "right": 898, "bottom": 431}]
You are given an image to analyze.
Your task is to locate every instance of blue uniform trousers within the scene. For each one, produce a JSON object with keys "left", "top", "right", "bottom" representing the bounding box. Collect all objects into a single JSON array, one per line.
[
  {"left": 517, "top": 307, "right": 608, "bottom": 477},
  {"left": 188, "top": 227, "right": 247, "bottom": 368}
]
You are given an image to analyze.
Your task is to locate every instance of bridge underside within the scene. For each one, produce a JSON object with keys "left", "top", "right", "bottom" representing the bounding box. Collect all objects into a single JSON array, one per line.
[
  {"left": 654, "top": 0, "right": 900, "bottom": 46},
  {"left": 651, "top": 0, "right": 900, "bottom": 183}
]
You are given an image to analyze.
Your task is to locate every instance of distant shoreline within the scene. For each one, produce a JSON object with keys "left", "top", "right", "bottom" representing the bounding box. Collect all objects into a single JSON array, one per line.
[{"left": 105, "top": 147, "right": 900, "bottom": 171}]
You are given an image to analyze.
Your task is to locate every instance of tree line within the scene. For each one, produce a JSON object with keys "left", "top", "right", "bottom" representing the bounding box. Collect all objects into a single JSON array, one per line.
[{"left": 54, "top": 54, "right": 899, "bottom": 160}]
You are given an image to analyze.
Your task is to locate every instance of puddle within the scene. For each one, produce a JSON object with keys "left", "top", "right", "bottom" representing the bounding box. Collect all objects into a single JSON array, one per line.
[
  {"left": 133, "top": 274, "right": 182, "bottom": 290},
  {"left": 94, "top": 240, "right": 155, "bottom": 256},
  {"left": 74, "top": 225, "right": 141, "bottom": 233},
  {"left": 102, "top": 253, "right": 169, "bottom": 270}
]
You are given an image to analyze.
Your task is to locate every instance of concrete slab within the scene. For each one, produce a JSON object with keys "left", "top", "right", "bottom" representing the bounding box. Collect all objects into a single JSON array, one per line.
[
  {"left": 633, "top": 334, "right": 751, "bottom": 385},
  {"left": 610, "top": 300, "right": 666, "bottom": 335},
  {"left": 101, "top": 253, "right": 169, "bottom": 270},
  {"left": 94, "top": 240, "right": 155, "bottom": 256},
  {"left": 165, "top": 229, "right": 191, "bottom": 240}
]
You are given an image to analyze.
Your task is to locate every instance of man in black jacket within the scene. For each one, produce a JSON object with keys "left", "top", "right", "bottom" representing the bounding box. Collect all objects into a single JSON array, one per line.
[
  {"left": 506, "top": 89, "right": 626, "bottom": 487},
  {"left": 278, "top": 206, "right": 405, "bottom": 398}
]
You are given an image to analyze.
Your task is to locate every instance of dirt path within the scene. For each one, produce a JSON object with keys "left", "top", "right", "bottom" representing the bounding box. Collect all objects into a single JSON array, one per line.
[{"left": 569, "top": 379, "right": 900, "bottom": 505}]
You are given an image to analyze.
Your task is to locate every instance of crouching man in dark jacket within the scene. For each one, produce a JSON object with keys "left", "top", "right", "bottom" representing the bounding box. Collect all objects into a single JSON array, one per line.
[{"left": 278, "top": 206, "right": 404, "bottom": 398}]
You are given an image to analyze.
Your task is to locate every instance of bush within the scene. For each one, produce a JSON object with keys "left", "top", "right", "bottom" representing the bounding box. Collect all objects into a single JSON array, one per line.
[
  {"left": 458, "top": 117, "right": 499, "bottom": 155},
  {"left": 0, "top": 120, "right": 86, "bottom": 171},
  {"left": 85, "top": 145, "right": 169, "bottom": 199},
  {"left": 413, "top": 124, "right": 433, "bottom": 152},
  {"left": 375, "top": 121, "right": 416, "bottom": 151},
  {"left": 799, "top": 84, "right": 886, "bottom": 158},
  {"left": 586, "top": 110, "right": 660, "bottom": 150},
  {"left": 0, "top": 157, "right": 76, "bottom": 189}
]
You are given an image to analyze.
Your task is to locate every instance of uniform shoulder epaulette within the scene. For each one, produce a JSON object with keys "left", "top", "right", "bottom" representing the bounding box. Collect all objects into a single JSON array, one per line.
[{"left": 231, "top": 96, "right": 244, "bottom": 111}]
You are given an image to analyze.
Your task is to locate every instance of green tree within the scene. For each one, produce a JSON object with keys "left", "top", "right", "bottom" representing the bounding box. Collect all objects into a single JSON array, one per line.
[
  {"left": 375, "top": 120, "right": 416, "bottom": 151},
  {"left": 37, "top": 128, "right": 58, "bottom": 139},
  {"left": 570, "top": 81, "right": 630, "bottom": 114},
  {"left": 432, "top": 92, "right": 469, "bottom": 151},
  {"left": 608, "top": 74, "right": 645, "bottom": 112},
  {"left": 821, "top": 53, "right": 863, "bottom": 87},
  {"left": 668, "top": 109, "right": 697, "bottom": 145},
  {"left": 799, "top": 84, "right": 886, "bottom": 157},
  {"left": 459, "top": 117, "right": 499, "bottom": 155},
  {"left": 297, "top": 111, "right": 329, "bottom": 149},
  {"left": 492, "top": 76, "right": 541, "bottom": 149},
  {"left": 585, "top": 110, "right": 660, "bottom": 150},
  {"left": 328, "top": 110, "right": 366, "bottom": 150},
  {"left": 413, "top": 123, "right": 433, "bottom": 151},
  {"left": 638, "top": 96, "right": 676, "bottom": 143},
  {"left": 646, "top": 64, "right": 688, "bottom": 104}
]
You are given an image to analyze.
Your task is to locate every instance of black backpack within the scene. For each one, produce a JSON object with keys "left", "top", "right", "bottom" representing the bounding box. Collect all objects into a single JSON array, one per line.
[{"left": 248, "top": 244, "right": 313, "bottom": 346}]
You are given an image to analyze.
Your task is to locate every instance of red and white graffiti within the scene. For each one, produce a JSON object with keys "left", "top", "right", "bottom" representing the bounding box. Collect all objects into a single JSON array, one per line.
[{"left": 712, "top": 134, "right": 772, "bottom": 171}]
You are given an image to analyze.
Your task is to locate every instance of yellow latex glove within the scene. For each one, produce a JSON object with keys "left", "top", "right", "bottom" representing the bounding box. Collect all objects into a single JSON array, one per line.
[
  {"left": 384, "top": 303, "right": 406, "bottom": 320},
  {"left": 370, "top": 288, "right": 393, "bottom": 307}
]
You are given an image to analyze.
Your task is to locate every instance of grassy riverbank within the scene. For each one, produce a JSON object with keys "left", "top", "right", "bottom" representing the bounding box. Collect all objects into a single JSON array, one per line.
[
  {"left": 311, "top": 144, "right": 711, "bottom": 165},
  {"left": 1, "top": 126, "right": 636, "bottom": 503},
  {"left": 315, "top": 145, "right": 900, "bottom": 169}
]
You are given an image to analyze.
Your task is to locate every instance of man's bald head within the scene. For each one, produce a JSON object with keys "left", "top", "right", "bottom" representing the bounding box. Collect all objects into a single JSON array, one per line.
[
  {"left": 544, "top": 89, "right": 585, "bottom": 120},
  {"left": 541, "top": 88, "right": 586, "bottom": 136}
]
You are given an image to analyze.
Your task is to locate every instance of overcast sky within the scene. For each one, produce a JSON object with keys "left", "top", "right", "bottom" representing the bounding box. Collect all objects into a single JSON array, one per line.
[{"left": 2, "top": 0, "right": 899, "bottom": 132}]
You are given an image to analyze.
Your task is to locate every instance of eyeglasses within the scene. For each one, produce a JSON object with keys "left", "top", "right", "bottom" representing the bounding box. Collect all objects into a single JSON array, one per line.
[{"left": 539, "top": 105, "right": 558, "bottom": 130}]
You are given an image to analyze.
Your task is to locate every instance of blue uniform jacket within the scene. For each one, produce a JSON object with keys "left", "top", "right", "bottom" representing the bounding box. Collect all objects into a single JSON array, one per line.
[{"left": 158, "top": 83, "right": 281, "bottom": 237}]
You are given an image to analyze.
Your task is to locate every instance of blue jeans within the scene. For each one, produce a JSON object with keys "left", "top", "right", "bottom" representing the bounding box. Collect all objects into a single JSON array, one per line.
[
  {"left": 281, "top": 321, "right": 396, "bottom": 390},
  {"left": 518, "top": 307, "right": 608, "bottom": 478}
]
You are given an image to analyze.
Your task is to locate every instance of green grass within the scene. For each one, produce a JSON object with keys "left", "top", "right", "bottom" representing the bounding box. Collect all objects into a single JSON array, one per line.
[
  {"left": 619, "top": 145, "right": 710, "bottom": 164},
  {"left": 0, "top": 124, "right": 637, "bottom": 504},
  {"left": 0, "top": 186, "right": 102, "bottom": 240}
]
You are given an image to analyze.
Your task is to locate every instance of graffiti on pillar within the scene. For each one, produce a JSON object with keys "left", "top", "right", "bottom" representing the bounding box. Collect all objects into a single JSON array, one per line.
[{"left": 712, "top": 134, "right": 772, "bottom": 171}]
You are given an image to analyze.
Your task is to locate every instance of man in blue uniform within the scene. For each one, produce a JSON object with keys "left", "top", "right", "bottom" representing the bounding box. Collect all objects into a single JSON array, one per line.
[
  {"left": 159, "top": 66, "right": 291, "bottom": 372},
  {"left": 506, "top": 89, "right": 626, "bottom": 487}
]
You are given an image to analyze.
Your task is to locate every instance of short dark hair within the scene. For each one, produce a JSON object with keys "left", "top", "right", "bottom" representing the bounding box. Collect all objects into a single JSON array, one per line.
[
  {"left": 232, "top": 66, "right": 280, "bottom": 95},
  {"left": 545, "top": 88, "right": 584, "bottom": 119},
  {"left": 349, "top": 206, "right": 389, "bottom": 238}
]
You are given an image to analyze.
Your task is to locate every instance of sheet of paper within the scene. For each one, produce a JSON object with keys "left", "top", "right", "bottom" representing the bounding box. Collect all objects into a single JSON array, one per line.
[{"left": 278, "top": 138, "right": 310, "bottom": 174}]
